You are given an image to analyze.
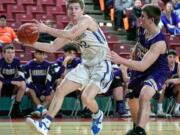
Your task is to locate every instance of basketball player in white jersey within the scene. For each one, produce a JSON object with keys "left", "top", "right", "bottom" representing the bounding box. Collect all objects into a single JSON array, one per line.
[{"left": 25, "top": 0, "right": 113, "bottom": 135}]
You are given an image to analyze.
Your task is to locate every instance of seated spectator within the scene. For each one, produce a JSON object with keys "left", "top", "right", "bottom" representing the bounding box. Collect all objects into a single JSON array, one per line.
[
  {"left": 48, "top": 43, "right": 81, "bottom": 117},
  {"left": 109, "top": 64, "right": 130, "bottom": 117},
  {"left": 24, "top": 49, "right": 53, "bottom": 117},
  {"left": 0, "top": 15, "right": 18, "bottom": 47},
  {"left": 125, "top": 0, "right": 142, "bottom": 40},
  {"left": 0, "top": 45, "right": 26, "bottom": 118},
  {"left": 104, "top": 0, "right": 115, "bottom": 20},
  {"left": 51, "top": 43, "right": 81, "bottom": 88},
  {"left": 172, "top": 0, "right": 180, "bottom": 17},
  {"left": 172, "top": 0, "right": 180, "bottom": 10},
  {"left": 161, "top": 2, "right": 180, "bottom": 35},
  {"left": 114, "top": 0, "right": 134, "bottom": 32},
  {"left": 157, "top": 49, "right": 180, "bottom": 117}
]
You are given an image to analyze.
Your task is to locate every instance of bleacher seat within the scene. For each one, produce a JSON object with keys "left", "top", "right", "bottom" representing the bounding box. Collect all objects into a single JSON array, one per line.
[
  {"left": 46, "top": 6, "right": 66, "bottom": 16},
  {"left": 0, "top": 0, "right": 16, "bottom": 4},
  {"left": 17, "top": 0, "right": 35, "bottom": 5},
  {"left": 166, "top": 35, "right": 180, "bottom": 50},
  {"left": 15, "top": 14, "right": 33, "bottom": 23},
  {"left": 55, "top": 0, "right": 66, "bottom": 9},
  {"left": 0, "top": 5, "right": 5, "bottom": 13},
  {"left": 105, "top": 33, "right": 119, "bottom": 42},
  {"left": 26, "top": 6, "right": 45, "bottom": 14},
  {"left": 110, "top": 43, "right": 131, "bottom": 55},
  {"left": 16, "top": 52, "right": 33, "bottom": 62},
  {"left": 35, "top": 14, "right": 54, "bottom": 21},
  {"left": 54, "top": 51, "right": 64, "bottom": 58},
  {"left": 13, "top": 42, "right": 24, "bottom": 50},
  {"left": 8, "top": 22, "right": 21, "bottom": 30},
  {"left": 37, "top": 0, "right": 55, "bottom": 6},
  {"left": 46, "top": 53, "right": 57, "bottom": 62},
  {"left": 119, "top": 52, "right": 131, "bottom": 58},
  {"left": 7, "top": 5, "right": 25, "bottom": 14}
]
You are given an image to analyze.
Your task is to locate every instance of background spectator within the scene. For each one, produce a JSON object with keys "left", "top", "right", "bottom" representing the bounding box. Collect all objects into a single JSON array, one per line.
[
  {"left": 0, "top": 45, "right": 26, "bottom": 118},
  {"left": 157, "top": 49, "right": 180, "bottom": 117},
  {"left": 0, "top": 15, "right": 18, "bottom": 47},
  {"left": 161, "top": 2, "right": 180, "bottom": 35},
  {"left": 24, "top": 49, "right": 53, "bottom": 117},
  {"left": 114, "top": 0, "right": 134, "bottom": 32}
]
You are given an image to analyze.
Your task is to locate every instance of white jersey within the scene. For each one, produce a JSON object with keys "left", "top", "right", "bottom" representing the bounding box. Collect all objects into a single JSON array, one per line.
[{"left": 66, "top": 23, "right": 110, "bottom": 66}]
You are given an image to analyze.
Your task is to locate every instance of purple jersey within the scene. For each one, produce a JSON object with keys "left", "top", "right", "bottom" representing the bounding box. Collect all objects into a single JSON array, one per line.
[
  {"left": 169, "top": 62, "right": 178, "bottom": 79},
  {"left": 129, "top": 27, "right": 170, "bottom": 91},
  {"left": 24, "top": 60, "right": 52, "bottom": 96},
  {"left": 0, "top": 57, "right": 24, "bottom": 84},
  {"left": 56, "top": 56, "right": 81, "bottom": 70},
  {"left": 55, "top": 56, "right": 81, "bottom": 75},
  {"left": 113, "top": 67, "right": 122, "bottom": 79}
]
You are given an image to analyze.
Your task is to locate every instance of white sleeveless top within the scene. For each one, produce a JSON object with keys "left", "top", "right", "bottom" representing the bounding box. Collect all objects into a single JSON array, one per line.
[{"left": 66, "top": 23, "right": 110, "bottom": 66}]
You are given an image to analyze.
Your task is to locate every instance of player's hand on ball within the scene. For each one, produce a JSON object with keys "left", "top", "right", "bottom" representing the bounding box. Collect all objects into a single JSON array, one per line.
[{"left": 32, "top": 19, "right": 49, "bottom": 33}]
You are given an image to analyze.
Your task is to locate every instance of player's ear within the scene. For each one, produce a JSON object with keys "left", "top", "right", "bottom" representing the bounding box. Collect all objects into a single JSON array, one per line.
[{"left": 151, "top": 18, "right": 154, "bottom": 23}]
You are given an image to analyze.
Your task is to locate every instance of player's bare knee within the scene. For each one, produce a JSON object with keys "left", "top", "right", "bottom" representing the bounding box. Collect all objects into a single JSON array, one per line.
[
  {"left": 0, "top": 81, "right": 3, "bottom": 90},
  {"left": 139, "top": 93, "right": 150, "bottom": 103},
  {"left": 18, "top": 81, "right": 26, "bottom": 91},
  {"left": 55, "top": 86, "right": 66, "bottom": 97},
  {"left": 81, "top": 93, "right": 92, "bottom": 106},
  {"left": 175, "top": 84, "right": 180, "bottom": 93}
]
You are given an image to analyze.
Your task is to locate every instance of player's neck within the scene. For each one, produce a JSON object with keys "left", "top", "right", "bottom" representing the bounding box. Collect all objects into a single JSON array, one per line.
[
  {"left": 4, "top": 59, "right": 13, "bottom": 64},
  {"left": 145, "top": 25, "right": 159, "bottom": 38},
  {"left": 169, "top": 62, "right": 175, "bottom": 71}
]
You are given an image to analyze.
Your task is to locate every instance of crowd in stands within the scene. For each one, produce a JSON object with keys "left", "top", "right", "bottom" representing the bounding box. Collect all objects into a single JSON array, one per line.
[
  {"left": 97, "top": 0, "right": 180, "bottom": 40},
  {"left": 0, "top": 0, "right": 180, "bottom": 119}
]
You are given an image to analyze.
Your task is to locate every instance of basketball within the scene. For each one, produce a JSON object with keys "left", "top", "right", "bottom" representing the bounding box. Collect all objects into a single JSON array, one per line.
[{"left": 17, "top": 23, "right": 39, "bottom": 45}]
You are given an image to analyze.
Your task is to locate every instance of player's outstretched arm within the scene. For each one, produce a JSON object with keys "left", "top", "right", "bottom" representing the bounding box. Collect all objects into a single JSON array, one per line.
[
  {"left": 33, "top": 16, "right": 95, "bottom": 40},
  {"left": 24, "top": 37, "right": 70, "bottom": 53},
  {"left": 34, "top": 38, "right": 70, "bottom": 53},
  {"left": 108, "top": 41, "right": 167, "bottom": 72}
]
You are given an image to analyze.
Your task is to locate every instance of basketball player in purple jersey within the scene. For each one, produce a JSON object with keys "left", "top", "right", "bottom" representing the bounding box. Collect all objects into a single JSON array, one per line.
[{"left": 108, "top": 4, "right": 170, "bottom": 135}]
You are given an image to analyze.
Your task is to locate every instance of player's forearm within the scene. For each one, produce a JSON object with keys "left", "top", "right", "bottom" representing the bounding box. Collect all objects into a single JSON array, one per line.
[
  {"left": 45, "top": 27, "right": 74, "bottom": 40},
  {"left": 121, "top": 58, "right": 145, "bottom": 72},
  {"left": 33, "top": 42, "right": 57, "bottom": 53}
]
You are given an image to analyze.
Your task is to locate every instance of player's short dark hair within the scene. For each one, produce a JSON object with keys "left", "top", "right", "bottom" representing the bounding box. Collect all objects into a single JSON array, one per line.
[
  {"left": 0, "top": 15, "right": 6, "bottom": 19},
  {"left": 34, "top": 49, "right": 45, "bottom": 54},
  {"left": 66, "top": 0, "right": 85, "bottom": 10},
  {"left": 168, "top": 49, "right": 177, "bottom": 56},
  {"left": 63, "top": 43, "right": 78, "bottom": 53},
  {"left": 3, "top": 45, "right": 15, "bottom": 53},
  {"left": 142, "top": 4, "right": 161, "bottom": 25}
]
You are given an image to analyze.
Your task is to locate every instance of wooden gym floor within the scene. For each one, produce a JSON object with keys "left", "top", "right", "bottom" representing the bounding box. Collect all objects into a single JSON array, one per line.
[{"left": 0, "top": 118, "right": 180, "bottom": 135}]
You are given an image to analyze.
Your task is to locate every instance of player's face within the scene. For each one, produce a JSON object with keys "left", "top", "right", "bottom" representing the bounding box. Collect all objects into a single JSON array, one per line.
[
  {"left": 65, "top": 50, "right": 76, "bottom": 58},
  {"left": 134, "top": 0, "right": 142, "bottom": 8},
  {"left": 3, "top": 49, "right": 15, "bottom": 63},
  {"left": 0, "top": 18, "right": 6, "bottom": 27},
  {"left": 141, "top": 12, "right": 152, "bottom": 28},
  {"left": 166, "top": 3, "right": 173, "bottom": 12},
  {"left": 35, "top": 52, "right": 46, "bottom": 63},
  {"left": 168, "top": 55, "right": 176, "bottom": 65},
  {"left": 67, "top": 3, "right": 84, "bottom": 22}
]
